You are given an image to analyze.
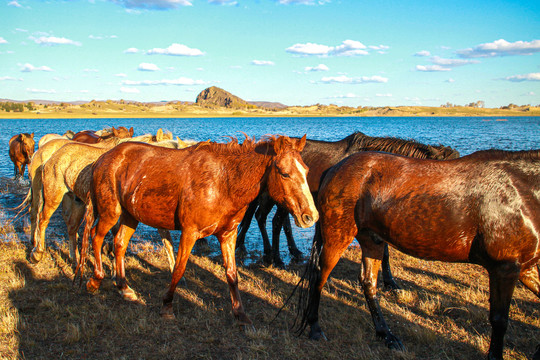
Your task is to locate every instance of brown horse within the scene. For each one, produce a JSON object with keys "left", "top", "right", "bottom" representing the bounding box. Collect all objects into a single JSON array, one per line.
[
  {"left": 9, "top": 133, "right": 35, "bottom": 179},
  {"left": 72, "top": 126, "right": 133, "bottom": 144},
  {"left": 77, "top": 135, "right": 318, "bottom": 326},
  {"left": 295, "top": 150, "right": 540, "bottom": 360}
]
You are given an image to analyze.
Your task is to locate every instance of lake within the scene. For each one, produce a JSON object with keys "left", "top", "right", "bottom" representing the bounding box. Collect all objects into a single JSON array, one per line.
[{"left": 2, "top": 116, "right": 539, "bottom": 263}]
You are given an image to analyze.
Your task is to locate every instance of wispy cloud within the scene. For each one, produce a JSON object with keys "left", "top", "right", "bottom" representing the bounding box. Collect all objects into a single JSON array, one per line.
[
  {"left": 276, "top": 0, "right": 331, "bottom": 4},
  {"left": 138, "top": 62, "right": 160, "bottom": 71},
  {"left": 20, "top": 63, "right": 54, "bottom": 72},
  {"left": 27, "top": 88, "right": 56, "bottom": 94},
  {"left": 327, "top": 93, "right": 359, "bottom": 99},
  {"left": 430, "top": 56, "right": 479, "bottom": 66},
  {"left": 416, "top": 65, "right": 451, "bottom": 72},
  {"left": 457, "top": 39, "right": 540, "bottom": 58},
  {"left": 305, "top": 64, "right": 329, "bottom": 72},
  {"left": 124, "top": 47, "right": 140, "bottom": 54},
  {"left": 30, "top": 35, "right": 81, "bottom": 46},
  {"left": 504, "top": 72, "right": 540, "bottom": 82},
  {"left": 109, "top": 0, "right": 192, "bottom": 10},
  {"left": 115, "top": 73, "right": 128, "bottom": 77},
  {"left": 287, "top": 40, "right": 377, "bottom": 56},
  {"left": 0, "top": 76, "right": 23, "bottom": 81},
  {"left": 89, "top": 35, "right": 118, "bottom": 40},
  {"left": 147, "top": 43, "right": 204, "bottom": 56},
  {"left": 8, "top": 0, "right": 23, "bottom": 7},
  {"left": 122, "top": 77, "right": 207, "bottom": 86},
  {"left": 251, "top": 60, "right": 275, "bottom": 66},
  {"left": 319, "top": 75, "right": 388, "bottom": 84},
  {"left": 0, "top": 37, "right": 8, "bottom": 44},
  {"left": 208, "top": 0, "right": 238, "bottom": 5},
  {"left": 415, "top": 50, "right": 431, "bottom": 57}
]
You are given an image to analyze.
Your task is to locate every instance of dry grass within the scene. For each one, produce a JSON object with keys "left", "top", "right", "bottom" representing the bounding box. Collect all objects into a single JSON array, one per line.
[{"left": 0, "top": 236, "right": 538, "bottom": 360}]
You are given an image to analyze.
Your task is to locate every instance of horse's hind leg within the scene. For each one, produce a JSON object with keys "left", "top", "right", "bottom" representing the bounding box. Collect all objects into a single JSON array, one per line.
[
  {"left": 381, "top": 243, "right": 401, "bottom": 290},
  {"left": 158, "top": 228, "right": 175, "bottom": 273},
  {"left": 486, "top": 262, "right": 520, "bottom": 360},
  {"left": 113, "top": 213, "right": 139, "bottom": 301},
  {"left": 255, "top": 196, "right": 274, "bottom": 264},
  {"left": 30, "top": 167, "right": 44, "bottom": 248},
  {"left": 236, "top": 199, "right": 257, "bottom": 257},
  {"left": 358, "top": 233, "right": 404, "bottom": 351},
  {"left": 62, "top": 194, "right": 85, "bottom": 263},
  {"left": 519, "top": 264, "right": 540, "bottom": 299},
  {"left": 161, "top": 230, "right": 198, "bottom": 319}
]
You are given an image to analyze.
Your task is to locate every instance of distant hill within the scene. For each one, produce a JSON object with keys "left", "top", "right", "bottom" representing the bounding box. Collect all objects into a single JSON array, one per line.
[
  {"left": 248, "top": 101, "right": 288, "bottom": 110},
  {"left": 195, "top": 86, "right": 253, "bottom": 109}
]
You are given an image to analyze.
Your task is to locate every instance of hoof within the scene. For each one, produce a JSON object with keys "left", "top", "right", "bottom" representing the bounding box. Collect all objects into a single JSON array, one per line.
[
  {"left": 383, "top": 280, "right": 402, "bottom": 292},
  {"left": 86, "top": 278, "right": 100, "bottom": 293},
  {"left": 160, "top": 304, "right": 175, "bottom": 320},
  {"left": 290, "top": 248, "right": 304, "bottom": 260},
  {"left": 273, "top": 258, "right": 286, "bottom": 269},
  {"left": 29, "top": 248, "right": 44, "bottom": 264},
  {"left": 384, "top": 333, "right": 405, "bottom": 351},
  {"left": 120, "top": 287, "right": 138, "bottom": 302},
  {"left": 308, "top": 324, "right": 327, "bottom": 341}
]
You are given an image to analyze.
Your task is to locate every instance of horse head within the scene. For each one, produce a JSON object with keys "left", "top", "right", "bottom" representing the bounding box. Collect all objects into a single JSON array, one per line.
[
  {"left": 19, "top": 133, "right": 35, "bottom": 163},
  {"left": 112, "top": 126, "right": 134, "bottom": 138},
  {"left": 267, "top": 134, "right": 318, "bottom": 228}
]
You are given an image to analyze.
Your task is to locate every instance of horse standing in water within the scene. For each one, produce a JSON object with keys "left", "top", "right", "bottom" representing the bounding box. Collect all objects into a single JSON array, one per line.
[
  {"left": 236, "top": 132, "right": 459, "bottom": 279},
  {"left": 77, "top": 135, "right": 318, "bottom": 326},
  {"left": 8, "top": 133, "right": 35, "bottom": 179},
  {"left": 72, "top": 126, "right": 133, "bottom": 144},
  {"left": 295, "top": 150, "right": 540, "bottom": 360}
]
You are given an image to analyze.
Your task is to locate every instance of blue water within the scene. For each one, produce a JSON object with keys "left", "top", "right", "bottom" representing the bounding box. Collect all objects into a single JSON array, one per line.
[{"left": 2, "top": 116, "right": 539, "bottom": 262}]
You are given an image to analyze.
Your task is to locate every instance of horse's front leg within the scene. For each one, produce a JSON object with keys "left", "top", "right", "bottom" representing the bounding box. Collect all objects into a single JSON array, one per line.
[
  {"left": 255, "top": 197, "right": 274, "bottom": 264},
  {"left": 113, "top": 213, "right": 139, "bottom": 301},
  {"left": 235, "top": 199, "right": 258, "bottom": 257},
  {"left": 280, "top": 209, "right": 303, "bottom": 260},
  {"left": 218, "top": 229, "right": 253, "bottom": 328},
  {"left": 359, "top": 234, "right": 404, "bottom": 351},
  {"left": 381, "top": 243, "right": 401, "bottom": 290}
]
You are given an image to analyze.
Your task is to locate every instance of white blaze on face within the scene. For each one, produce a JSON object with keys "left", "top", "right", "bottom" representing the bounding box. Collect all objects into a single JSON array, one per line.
[{"left": 294, "top": 158, "right": 317, "bottom": 216}]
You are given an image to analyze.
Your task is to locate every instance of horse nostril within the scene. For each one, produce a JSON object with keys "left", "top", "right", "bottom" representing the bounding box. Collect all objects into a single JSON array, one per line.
[{"left": 302, "top": 214, "right": 313, "bottom": 224}]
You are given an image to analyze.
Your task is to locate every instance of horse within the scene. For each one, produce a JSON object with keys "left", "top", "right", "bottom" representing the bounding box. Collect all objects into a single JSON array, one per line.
[
  {"left": 28, "top": 134, "right": 179, "bottom": 267},
  {"left": 236, "top": 132, "right": 459, "bottom": 274},
  {"left": 76, "top": 135, "right": 318, "bottom": 327},
  {"left": 294, "top": 149, "right": 540, "bottom": 360},
  {"left": 38, "top": 130, "right": 75, "bottom": 148},
  {"left": 72, "top": 126, "right": 133, "bottom": 144},
  {"left": 8, "top": 133, "right": 35, "bottom": 179}
]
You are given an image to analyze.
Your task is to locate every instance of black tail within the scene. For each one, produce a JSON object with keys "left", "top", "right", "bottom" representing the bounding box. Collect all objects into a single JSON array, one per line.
[
  {"left": 73, "top": 192, "right": 95, "bottom": 286},
  {"left": 274, "top": 222, "right": 324, "bottom": 335}
]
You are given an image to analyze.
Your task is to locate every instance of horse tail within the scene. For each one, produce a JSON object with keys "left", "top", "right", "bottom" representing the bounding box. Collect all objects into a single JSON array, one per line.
[
  {"left": 274, "top": 222, "right": 323, "bottom": 335},
  {"left": 8, "top": 187, "right": 32, "bottom": 213},
  {"left": 74, "top": 192, "right": 95, "bottom": 286}
]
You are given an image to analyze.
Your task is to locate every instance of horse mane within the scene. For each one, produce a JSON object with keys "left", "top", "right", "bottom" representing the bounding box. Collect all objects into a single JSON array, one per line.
[
  {"left": 347, "top": 133, "right": 438, "bottom": 159},
  {"left": 194, "top": 135, "right": 289, "bottom": 156},
  {"left": 468, "top": 149, "right": 540, "bottom": 161}
]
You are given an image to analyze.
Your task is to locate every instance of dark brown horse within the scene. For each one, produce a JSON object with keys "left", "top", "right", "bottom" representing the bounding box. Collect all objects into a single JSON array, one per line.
[
  {"left": 9, "top": 133, "right": 35, "bottom": 179},
  {"left": 77, "top": 135, "right": 318, "bottom": 326},
  {"left": 236, "top": 132, "right": 459, "bottom": 274},
  {"left": 295, "top": 150, "right": 540, "bottom": 360},
  {"left": 72, "top": 126, "right": 133, "bottom": 143}
]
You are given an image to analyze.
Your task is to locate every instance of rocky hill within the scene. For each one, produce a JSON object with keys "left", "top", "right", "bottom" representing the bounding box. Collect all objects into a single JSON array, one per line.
[{"left": 195, "top": 86, "right": 253, "bottom": 109}]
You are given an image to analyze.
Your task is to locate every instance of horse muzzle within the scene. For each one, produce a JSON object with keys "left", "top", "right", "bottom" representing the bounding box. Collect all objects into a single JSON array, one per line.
[{"left": 294, "top": 211, "right": 319, "bottom": 228}]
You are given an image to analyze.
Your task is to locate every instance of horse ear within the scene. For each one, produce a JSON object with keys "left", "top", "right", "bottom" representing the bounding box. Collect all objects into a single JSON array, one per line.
[
  {"left": 129, "top": 127, "right": 134, "bottom": 136},
  {"left": 156, "top": 128, "right": 163, "bottom": 142},
  {"left": 112, "top": 127, "right": 119, "bottom": 136},
  {"left": 30, "top": 133, "right": 34, "bottom": 139},
  {"left": 296, "top": 134, "right": 307, "bottom": 152}
]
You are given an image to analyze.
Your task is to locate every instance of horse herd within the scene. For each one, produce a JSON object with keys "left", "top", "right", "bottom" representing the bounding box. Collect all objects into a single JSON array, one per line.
[{"left": 7, "top": 126, "right": 540, "bottom": 360}]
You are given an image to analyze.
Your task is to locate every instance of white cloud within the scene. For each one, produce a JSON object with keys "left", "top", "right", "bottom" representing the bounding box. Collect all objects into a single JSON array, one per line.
[
  {"left": 277, "top": 0, "right": 330, "bottom": 4},
  {"left": 286, "top": 39, "right": 374, "bottom": 57},
  {"left": 138, "top": 62, "right": 160, "bottom": 71},
  {"left": 8, "top": 1, "right": 22, "bottom": 7},
  {"left": 208, "top": 0, "right": 237, "bottom": 5},
  {"left": 430, "top": 56, "right": 479, "bottom": 67},
  {"left": 0, "top": 76, "right": 23, "bottom": 81},
  {"left": 110, "top": 0, "right": 192, "bottom": 9},
  {"left": 328, "top": 93, "right": 359, "bottom": 99},
  {"left": 251, "top": 60, "right": 275, "bottom": 66},
  {"left": 457, "top": 39, "right": 540, "bottom": 58},
  {"left": 147, "top": 43, "right": 204, "bottom": 56},
  {"left": 0, "top": 37, "right": 8, "bottom": 44},
  {"left": 27, "top": 88, "right": 56, "bottom": 94},
  {"left": 124, "top": 47, "right": 140, "bottom": 54},
  {"left": 83, "top": 68, "right": 99, "bottom": 73},
  {"left": 416, "top": 65, "right": 451, "bottom": 72},
  {"left": 30, "top": 36, "right": 81, "bottom": 46},
  {"left": 120, "top": 86, "right": 140, "bottom": 93},
  {"left": 504, "top": 72, "right": 540, "bottom": 82},
  {"left": 305, "top": 64, "right": 329, "bottom": 72},
  {"left": 446, "top": 78, "right": 455, "bottom": 83},
  {"left": 320, "top": 75, "right": 388, "bottom": 84},
  {"left": 415, "top": 50, "right": 431, "bottom": 57},
  {"left": 122, "top": 77, "right": 208, "bottom": 86},
  {"left": 89, "top": 35, "right": 118, "bottom": 40},
  {"left": 20, "top": 63, "right": 54, "bottom": 72},
  {"left": 525, "top": 91, "right": 535, "bottom": 96},
  {"left": 376, "top": 93, "right": 392, "bottom": 97},
  {"left": 115, "top": 73, "right": 128, "bottom": 77}
]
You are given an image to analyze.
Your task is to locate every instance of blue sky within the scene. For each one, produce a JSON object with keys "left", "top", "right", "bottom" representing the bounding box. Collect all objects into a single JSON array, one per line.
[{"left": 1, "top": 0, "right": 539, "bottom": 107}]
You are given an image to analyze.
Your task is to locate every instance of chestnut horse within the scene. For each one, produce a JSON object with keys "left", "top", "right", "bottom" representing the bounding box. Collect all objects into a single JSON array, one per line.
[
  {"left": 72, "top": 126, "right": 133, "bottom": 144},
  {"left": 236, "top": 132, "right": 459, "bottom": 274},
  {"left": 77, "top": 135, "right": 318, "bottom": 326},
  {"left": 8, "top": 133, "right": 35, "bottom": 179},
  {"left": 295, "top": 150, "right": 540, "bottom": 360}
]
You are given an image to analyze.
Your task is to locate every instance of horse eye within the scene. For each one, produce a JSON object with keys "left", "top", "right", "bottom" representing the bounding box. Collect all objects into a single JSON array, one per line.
[{"left": 281, "top": 172, "right": 290, "bottom": 178}]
